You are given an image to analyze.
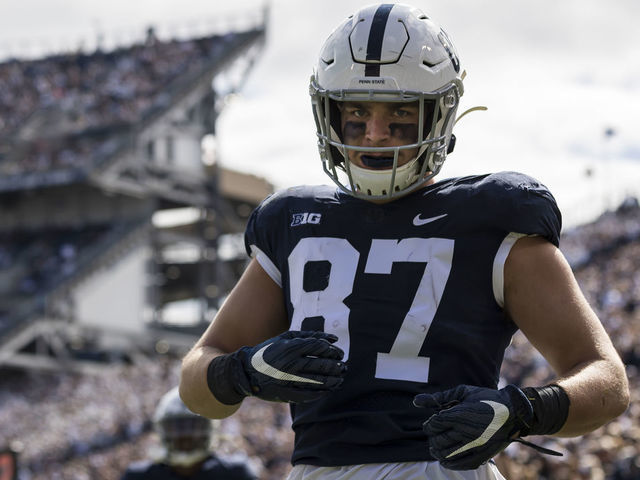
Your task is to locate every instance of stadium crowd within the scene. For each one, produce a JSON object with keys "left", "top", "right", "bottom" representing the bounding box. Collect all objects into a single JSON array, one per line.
[
  {"left": 0, "top": 354, "right": 293, "bottom": 480},
  {"left": 0, "top": 29, "right": 240, "bottom": 175},
  {"left": 497, "top": 199, "right": 640, "bottom": 479},
  {"left": 0, "top": 224, "right": 128, "bottom": 339},
  {"left": 0, "top": 227, "right": 97, "bottom": 299},
  {"left": 0, "top": 198, "right": 638, "bottom": 479}
]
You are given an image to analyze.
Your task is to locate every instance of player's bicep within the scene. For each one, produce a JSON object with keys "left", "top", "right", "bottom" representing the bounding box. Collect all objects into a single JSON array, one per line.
[
  {"left": 503, "top": 236, "right": 611, "bottom": 375},
  {"left": 195, "top": 257, "right": 289, "bottom": 353}
]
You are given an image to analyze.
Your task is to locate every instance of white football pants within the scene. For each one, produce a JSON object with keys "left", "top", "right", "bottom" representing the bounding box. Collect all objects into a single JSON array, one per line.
[{"left": 287, "top": 461, "right": 506, "bottom": 480}]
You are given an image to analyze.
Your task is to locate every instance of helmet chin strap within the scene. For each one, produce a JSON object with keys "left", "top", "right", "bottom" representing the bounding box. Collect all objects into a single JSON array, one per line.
[
  {"left": 451, "top": 71, "right": 487, "bottom": 127},
  {"left": 455, "top": 105, "right": 488, "bottom": 125}
]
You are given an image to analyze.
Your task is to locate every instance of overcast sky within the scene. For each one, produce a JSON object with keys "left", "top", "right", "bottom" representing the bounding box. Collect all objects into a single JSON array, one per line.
[{"left": 1, "top": 0, "right": 639, "bottom": 227}]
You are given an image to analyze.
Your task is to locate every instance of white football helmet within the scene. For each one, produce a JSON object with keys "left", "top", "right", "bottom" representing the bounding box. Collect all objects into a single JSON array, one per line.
[
  {"left": 153, "top": 387, "right": 216, "bottom": 467},
  {"left": 310, "top": 3, "right": 464, "bottom": 200}
]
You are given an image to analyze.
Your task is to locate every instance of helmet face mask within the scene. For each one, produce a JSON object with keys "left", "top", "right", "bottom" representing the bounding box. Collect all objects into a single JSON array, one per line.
[
  {"left": 310, "top": 3, "right": 464, "bottom": 200},
  {"left": 157, "top": 415, "right": 212, "bottom": 466},
  {"left": 153, "top": 387, "right": 214, "bottom": 468}
]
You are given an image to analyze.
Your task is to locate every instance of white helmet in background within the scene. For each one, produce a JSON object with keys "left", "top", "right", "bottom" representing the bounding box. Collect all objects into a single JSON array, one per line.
[
  {"left": 310, "top": 3, "right": 464, "bottom": 200},
  {"left": 153, "top": 387, "right": 215, "bottom": 467}
]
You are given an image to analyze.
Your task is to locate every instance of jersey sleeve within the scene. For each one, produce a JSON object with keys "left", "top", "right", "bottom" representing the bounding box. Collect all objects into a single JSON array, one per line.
[
  {"left": 244, "top": 190, "right": 290, "bottom": 287},
  {"left": 485, "top": 171, "right": 562, "bottom": 246},
  {"left": 482, "top": 172, "right": 562, "bottom": 308}
]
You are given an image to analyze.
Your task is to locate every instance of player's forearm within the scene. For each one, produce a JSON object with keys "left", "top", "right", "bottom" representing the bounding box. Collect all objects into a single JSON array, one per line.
[
  {"left": 179, "top": 345, "right": 242, "bottom": 419},
  {"left": 552, "top": 357, "right": 629, "bottom": 437}
]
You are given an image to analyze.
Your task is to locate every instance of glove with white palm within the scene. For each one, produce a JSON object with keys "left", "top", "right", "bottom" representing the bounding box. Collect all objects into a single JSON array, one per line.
[
  {"left": 208, "top": 331, "right": 347, "bottom": 404},
  {"left": 413, "top": 384, "right": 535, "bottom": 470}
]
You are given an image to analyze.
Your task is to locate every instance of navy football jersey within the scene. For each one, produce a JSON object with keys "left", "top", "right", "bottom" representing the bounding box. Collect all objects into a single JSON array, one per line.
[
  {"left": 120, "top": 455, "right": 256, "bottom": 479},
  {"left": 244, "top": 171, "right": 561, "bottom": 466}
]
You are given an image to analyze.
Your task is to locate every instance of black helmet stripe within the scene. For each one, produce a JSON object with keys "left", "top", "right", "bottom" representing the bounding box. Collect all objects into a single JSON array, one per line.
[{"left": 365, "top": 4, "right": 394, "bottom": 77}]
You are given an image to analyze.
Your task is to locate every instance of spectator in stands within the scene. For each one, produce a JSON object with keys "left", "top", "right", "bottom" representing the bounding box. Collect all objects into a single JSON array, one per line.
[
  {"left": 0, "top": 30, "right": 238, "bottom": 176},
  {"left": 120, "top": 386, "right": 257, "bottom": 480}
]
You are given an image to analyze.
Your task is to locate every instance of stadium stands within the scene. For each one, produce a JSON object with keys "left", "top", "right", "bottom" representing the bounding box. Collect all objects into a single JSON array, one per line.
[
  {"left": 0, "top": 12, "right": 271, "bottom": 371},
  {"left": 0, "top": 6, "right": 638, "bottom": 479}
]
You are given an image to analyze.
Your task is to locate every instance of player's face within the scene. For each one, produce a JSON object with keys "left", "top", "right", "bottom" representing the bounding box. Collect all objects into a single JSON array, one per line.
[{"left": 339, "top": 101, "right": 420, "bottom": 170}]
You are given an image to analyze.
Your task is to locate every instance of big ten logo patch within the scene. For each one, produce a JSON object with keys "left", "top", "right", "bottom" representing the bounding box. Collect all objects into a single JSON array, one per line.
[{"left": 291, "top": 212, "right": 322, "bottom": 226}]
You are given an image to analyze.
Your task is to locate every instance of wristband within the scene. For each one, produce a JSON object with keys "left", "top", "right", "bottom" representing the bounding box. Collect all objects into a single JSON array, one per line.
[
  {"left": 206, "top": 354, "right": 249, "bottom": 405},
  {"left": 521, "top": 384, "right": 570, "bottom": 436}
]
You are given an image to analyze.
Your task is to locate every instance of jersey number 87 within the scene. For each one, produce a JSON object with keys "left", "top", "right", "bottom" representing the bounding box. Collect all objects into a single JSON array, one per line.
[{"left": 288, "top": 237, "right": 454, "bottom": 383}]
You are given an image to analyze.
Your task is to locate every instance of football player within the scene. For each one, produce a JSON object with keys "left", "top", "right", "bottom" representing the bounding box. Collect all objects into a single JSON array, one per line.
[
  {"left": 179, "top": 4, "right": 629, "bottom": 479},
  {"left": 120, "top": 387, "right": 256, "bottom": 479}
]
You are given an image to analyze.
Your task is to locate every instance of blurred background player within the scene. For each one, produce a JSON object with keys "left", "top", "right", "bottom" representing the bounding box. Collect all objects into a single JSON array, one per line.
[{"left": 120, "top": 387, "right": 256, "bottom": 480}]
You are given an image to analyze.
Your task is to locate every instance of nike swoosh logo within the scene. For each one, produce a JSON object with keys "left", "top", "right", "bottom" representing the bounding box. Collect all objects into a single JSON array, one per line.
[
  {"left": 413, "top": 213, "right": 448, "bottom": 226},
  {"left": 445, "top": 400, "right": 510, "bottom": 458},
  {"left": 251, "top": 345, "right": 323, "bottom": 384}
]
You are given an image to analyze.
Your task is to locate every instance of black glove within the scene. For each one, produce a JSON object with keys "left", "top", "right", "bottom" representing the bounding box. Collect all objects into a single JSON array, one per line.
[
  {"left": 413, "top": 384, "right": 533, "bottom": 470},
  {"left": 208, "top": 331, "right": 347, "bottom": 404}
]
